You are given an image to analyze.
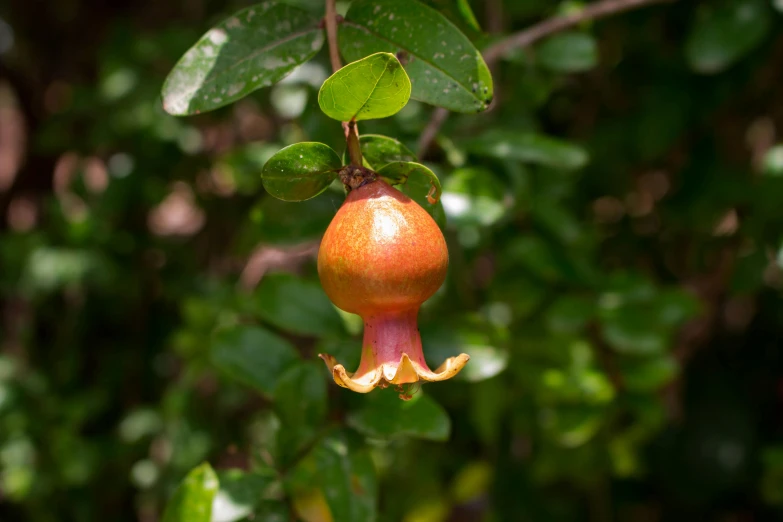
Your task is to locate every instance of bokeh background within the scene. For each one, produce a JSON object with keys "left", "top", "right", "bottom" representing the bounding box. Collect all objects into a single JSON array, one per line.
[{"left": 1, "top": 0, "right": 783, "bottom": 521}]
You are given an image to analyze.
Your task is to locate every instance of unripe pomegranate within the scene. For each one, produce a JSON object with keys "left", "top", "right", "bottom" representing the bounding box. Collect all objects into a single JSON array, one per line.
[{"left": 318, "top": 178, "right": 469, "bottom": 397}]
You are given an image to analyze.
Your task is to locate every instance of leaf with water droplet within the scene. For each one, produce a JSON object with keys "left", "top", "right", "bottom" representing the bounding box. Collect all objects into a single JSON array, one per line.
[
  {"left": 162, "top": 2, "right": 324, "bottom": 115},
  {"left": 261, "top": 143, "right": 341, "bottom": 201},
  {"left": 340, "top": 0, "right": 493, "bottom": 113}
]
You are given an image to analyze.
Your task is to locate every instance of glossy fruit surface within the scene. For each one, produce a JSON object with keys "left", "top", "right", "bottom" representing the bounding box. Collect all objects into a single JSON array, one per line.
[{"left": 317, "top": 179, "right": 468, "bottom": 396}]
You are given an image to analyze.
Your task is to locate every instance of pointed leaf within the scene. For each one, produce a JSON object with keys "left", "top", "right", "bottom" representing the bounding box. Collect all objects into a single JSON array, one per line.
[
  {"left": 359, "top": 134, "right": 416, "bottom": 168},
  {"left": 261, "top": 143, "right": 341, "bottom": 201},
  {"left": 340, "top": 0, "right": 493, "bottom": 113},
  {"left": 463, "top": 130, "right": 589, "bottom": 170},
  {"left": 211, "top": 326, "right": 299, "bottom": 396},
  {"left": 348, "top": 389, "right": 451, "bottom": 441},
  {"left": 162, "top": 2, "right": 324, "bottom": 115},
  {"left": 319, "top": 52, "right": 411, "bottom": 121},
  {"left": 685, "top": 0, "right": 771, "bottom": 74},
  {"left": 376, "top": 161, "right": 446, "bottom": 228},
  {"left": 163, "top": 463, "right": 219, "bottom": 522}
]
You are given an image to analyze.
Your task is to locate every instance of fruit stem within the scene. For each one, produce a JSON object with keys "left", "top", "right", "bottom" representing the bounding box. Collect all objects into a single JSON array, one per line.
[
  {"left": 338, "top": 165, "right": 376, "bottom": 191},
  {"left": 345, "top": 119, "right": 363, "bottom": 167}
]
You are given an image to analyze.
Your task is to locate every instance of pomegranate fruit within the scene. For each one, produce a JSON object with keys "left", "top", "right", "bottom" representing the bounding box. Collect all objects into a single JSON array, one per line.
[{"left": 317, "top": 178, "right": 469, "bottom": 396}]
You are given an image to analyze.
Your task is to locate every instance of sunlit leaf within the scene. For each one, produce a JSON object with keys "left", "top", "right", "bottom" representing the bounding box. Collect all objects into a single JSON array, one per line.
[
  {"left": 319, "top": 52, "right": 411, "bottom": 121},
  {"left": 441, "top": 167, "right": 507, "bottom": 227},
  {"left": 162, "top": 463, "right": 219, "bottom": 522},
  {"left": 340, "top": 0, "right": 493, "bottom": 112},
  {"left": 211, "top": 326, "right": 299, "bottom": 396},
  {"left": 261, "top": 142, "right": 341, "bottom": 201},
  {"left": 422, "top": 318, "right": 508, "bottom": 382},
  {"left": 162, "top": 2, "right": 324, "bottom": 115},
  {"left": 348, "top": 389, "right": 451, "bottom": 441},
  {"left": 685, "top": 0, "right": 771, "bottom": 74},
  {"left": 212, "top": 469, "right": 278, "bottom": 522}
]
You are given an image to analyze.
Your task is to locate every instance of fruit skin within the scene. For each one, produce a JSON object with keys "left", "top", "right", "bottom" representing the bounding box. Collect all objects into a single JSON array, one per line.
[{"left": 317, "top": 179, "right": 468, "bottom": 395}]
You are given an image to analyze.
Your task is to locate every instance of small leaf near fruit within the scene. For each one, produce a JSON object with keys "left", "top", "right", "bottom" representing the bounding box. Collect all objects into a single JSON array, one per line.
[
  {"left": 358, "top": 135, "right": 416, "bottom": 169},
  {"left": 376, "top": 161, "right": 442, "bottom": 204},
  {"left": 318, "top": 52, "right": 412, "bottom": 122},
  {"left": 261, "top": 142, "right": 342, "bottom": 201}
]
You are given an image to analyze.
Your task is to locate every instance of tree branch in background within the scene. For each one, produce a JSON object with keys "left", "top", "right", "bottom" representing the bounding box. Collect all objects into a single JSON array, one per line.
[
  {"left": 324, "top": 0, "right": 342, "bottom": 73},
  {"left": 417, "top": 107, "right": 450, "bottom": 160},
  {"left": 417, "top": 0, "right": 675, "bottom": 159}
]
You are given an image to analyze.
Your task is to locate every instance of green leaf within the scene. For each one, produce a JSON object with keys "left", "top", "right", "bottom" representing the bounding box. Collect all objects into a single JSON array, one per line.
[
  {"left": 539, "top": 405, "right": 604, "bottom": 448},
  {"left": 348, "top": 388, "right": 451, "bottom": 441},
  {"left": 544, "top": 296, "right": 595, "bottom": 334},
  {"left": 274, "top": 362, "right": 327, "bottom": 463},
  {"left": 600, "top": 306, "right": 668, "bottom": 356},
  {"left": 456, "top": 0, "right": 481, "bottom": 32},
  {"left": 340, "top": 0, "right": 493, "bottom": 113},
  {"left": 318, "top": 52, "right": 411, "bottom": 121},
  {"left": 441, "top": 167, "right": 507, "bottom": 227},
  {"left": 162, "top": 2, "right": 324, "bottom": 115},
  {"left": 463, "top": 130, "right": 589, "bottom": 170},
  {"left": 212, "top": 469, "right": 277, "bottom": 522},
  {"left": 536, "top": 32, "right": 598, "bottom": 73},
  {"left": 287, "top": 431, "right": 378, "bottom": 522},
  {"left": 261, "top": 143, "right": 341, "bottom": 201},
  {"left": 359, "top": 134, "right": 416, "bottom": 168},
  {"left": 422, "top": 318, "right": 508, "bottom": 382},
  {"left": 377, "top": 161, "right": 441, "bottom": 201},
  {"left": 685, "top": 0, "right": 771, "bottom": 74},
  {"left": 763, "top": 144, "right": 783, "bottom": 177},
  {"left": 619, "top": 355, "right": 678, "bottom": 392},
  {"left": 162, "top": 463, "right": 219, "bottom": 522},
  {"left": 256, "top": 273, "right": 344, "bottom": 337},
  {"left": 211, "top": 326, "right": 299, "bottom": 396},
  {"left": 398, "top": 168, "right": 448, "bottom": 230}
]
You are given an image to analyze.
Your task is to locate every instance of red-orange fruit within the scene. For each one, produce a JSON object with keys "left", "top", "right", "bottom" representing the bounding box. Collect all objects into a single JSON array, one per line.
[{"left": 317, "top": 179, "right": 469, "bottom": 394}]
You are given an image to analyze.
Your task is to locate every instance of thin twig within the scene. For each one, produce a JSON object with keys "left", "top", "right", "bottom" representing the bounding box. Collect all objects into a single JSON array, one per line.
[
  {"left": 324, "top": 0, "right": 342, "bottom": 73},
  {"left": 417, "top": 0, "right": 674, "bottom": 159},
  {"left": 483, "top": 0, "right": 672, "bottom": 63},
  {"left": 416, "top": 107, "right": 450, "bottom": 159}
]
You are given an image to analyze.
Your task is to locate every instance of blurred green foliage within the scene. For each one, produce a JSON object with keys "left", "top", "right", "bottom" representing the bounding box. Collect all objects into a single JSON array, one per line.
[{"left": 0, "top": 0, "right": 783, "bottom": 521}]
